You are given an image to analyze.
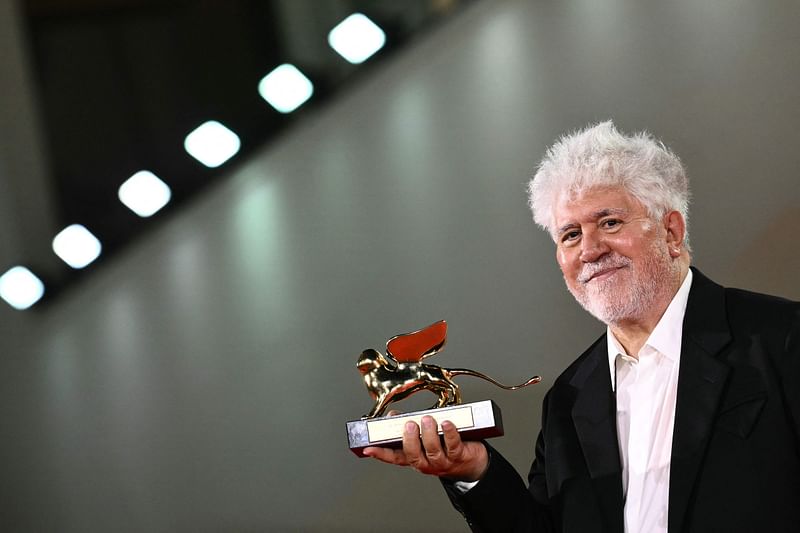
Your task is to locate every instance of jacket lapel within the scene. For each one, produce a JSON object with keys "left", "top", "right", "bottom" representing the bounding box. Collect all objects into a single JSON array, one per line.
[
  {"left": 668, "top": 269, "right": 732, "bottom": 533},
  {"left": 571, "top": 340, "right": 625, "bottom": 533}
]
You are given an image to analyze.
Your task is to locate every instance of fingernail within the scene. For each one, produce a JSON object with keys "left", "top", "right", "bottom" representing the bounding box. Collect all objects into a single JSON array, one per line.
[
  {"left": 422, "top": 416, "right": 434, "bottom": 429},
  {"left": 405, "top": 421, "right": 417, "bottom": 434}
]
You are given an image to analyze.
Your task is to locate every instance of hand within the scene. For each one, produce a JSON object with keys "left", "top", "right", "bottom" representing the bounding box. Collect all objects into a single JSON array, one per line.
[{"left": 363, "top": 415, "right": 489, "bottom": 482}]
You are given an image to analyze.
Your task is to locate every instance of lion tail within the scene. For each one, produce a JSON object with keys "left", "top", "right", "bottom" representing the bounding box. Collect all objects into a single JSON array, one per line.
[{"left": 446, "top": 368, "right": 542, "bottom": 390}]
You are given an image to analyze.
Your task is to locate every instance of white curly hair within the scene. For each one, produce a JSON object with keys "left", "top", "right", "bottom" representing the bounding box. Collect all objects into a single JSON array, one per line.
[{"left": 527, "top": 121, "right": 691, "bottom": 249}]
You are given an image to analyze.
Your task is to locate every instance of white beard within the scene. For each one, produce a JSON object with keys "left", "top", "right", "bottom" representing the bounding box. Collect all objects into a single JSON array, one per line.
[{"left": 567, "top": 242, "right": 679, "bottom": 326}]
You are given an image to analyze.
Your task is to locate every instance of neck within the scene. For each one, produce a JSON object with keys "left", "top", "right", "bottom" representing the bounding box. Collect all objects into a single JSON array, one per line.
[
  {"left": 610, "top": 262, "right": 690, "bottom": 357},
  {"left": 610, "top": 321, "right": 657, "bottom": 358}
]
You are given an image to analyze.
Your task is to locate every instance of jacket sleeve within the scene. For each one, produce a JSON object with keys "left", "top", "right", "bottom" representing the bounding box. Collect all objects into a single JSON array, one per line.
[
  {"left": 778, "top": 304, "right": 800, "bottom": 446},
  {"left": 442, "top": 394, "right": 556, "bottom": 532}
]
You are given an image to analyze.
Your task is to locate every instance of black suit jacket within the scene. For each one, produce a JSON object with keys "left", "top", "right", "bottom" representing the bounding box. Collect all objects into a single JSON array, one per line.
[{"left": 446, "top": 269, "right": 800, "bottom": 532}]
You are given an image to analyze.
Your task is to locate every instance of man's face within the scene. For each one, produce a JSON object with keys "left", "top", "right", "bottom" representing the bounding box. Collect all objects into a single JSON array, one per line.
[{"left": 553, "top": 187, "right": 679, "bottom": 325}]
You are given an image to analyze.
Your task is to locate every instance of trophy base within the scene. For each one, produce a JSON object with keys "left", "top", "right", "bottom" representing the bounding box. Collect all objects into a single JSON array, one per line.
[{"left": 346, "top": 400, "right": 503, "bottom": 457}]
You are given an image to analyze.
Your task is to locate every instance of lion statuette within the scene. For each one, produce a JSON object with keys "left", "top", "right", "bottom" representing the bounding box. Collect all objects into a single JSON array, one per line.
[{"left": 357, "top": 320, "right": 541, "bottom": 418}]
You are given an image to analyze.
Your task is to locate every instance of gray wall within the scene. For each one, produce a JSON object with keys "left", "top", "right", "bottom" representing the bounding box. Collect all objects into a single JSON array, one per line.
[
  {"left": 2, "top": 0, "right": 799, "bottom": 531},
  {"left": 0, "top": 0, "right": 61, "bottom": 281}
]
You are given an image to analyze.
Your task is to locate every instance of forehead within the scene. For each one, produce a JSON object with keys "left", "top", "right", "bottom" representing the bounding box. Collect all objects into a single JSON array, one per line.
[{"left": 554, "top": 187, "right": 646, "bottom": 227}]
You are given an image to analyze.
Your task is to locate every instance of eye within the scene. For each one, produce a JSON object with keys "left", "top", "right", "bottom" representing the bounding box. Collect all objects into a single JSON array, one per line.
[
  {"left": 600, "top": 218, "right": 622, "bottom": 231},
  {"left": 560, "top": 229, "right": 581, "bottom": 245}
]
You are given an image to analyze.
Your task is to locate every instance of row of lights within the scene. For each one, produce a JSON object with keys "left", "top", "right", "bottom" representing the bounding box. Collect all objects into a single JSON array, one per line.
[{"left": 0, "top": 13, "right": 386, "bottom": 311}]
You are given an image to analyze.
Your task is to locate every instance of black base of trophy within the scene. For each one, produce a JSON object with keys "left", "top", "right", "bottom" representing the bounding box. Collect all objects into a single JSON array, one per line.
[{"left": 346, "top": 400, "right": 504, "bottom": 457}]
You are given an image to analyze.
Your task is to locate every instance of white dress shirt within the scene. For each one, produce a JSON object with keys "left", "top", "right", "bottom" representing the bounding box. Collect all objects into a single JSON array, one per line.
[
  {"left": 454, "top": 270, "right": 694, "bottom": 532},
  {"left": 607, "top": 269, "right": 692, "bottom": 533}
]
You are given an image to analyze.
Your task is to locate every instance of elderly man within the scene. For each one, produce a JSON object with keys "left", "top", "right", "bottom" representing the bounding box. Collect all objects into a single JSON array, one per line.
[{"left": 365, "top": 122, "right": 800, "bottom": 532}]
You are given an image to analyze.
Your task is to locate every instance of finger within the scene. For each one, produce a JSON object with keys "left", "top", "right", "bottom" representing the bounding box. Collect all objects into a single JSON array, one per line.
[
  {"left": 440, "top": 420, "right": 463, "bottom": 457},
  {"left": 363, "top": 446, "right": 408, "bottom": 466},
  {"left": 401, "top": 421, "right": 426, "bottom": 467},
  {"left": 419, "top": 416, "right": 448, "bottom": 466},
  {"left": 386, "top": 409, "right": 402, "bottom": 417}
]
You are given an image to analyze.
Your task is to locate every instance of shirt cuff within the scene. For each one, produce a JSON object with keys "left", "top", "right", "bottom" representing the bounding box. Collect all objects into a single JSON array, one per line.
[{"left": 452, "top": 479, "right": 480, "bottom": 493}]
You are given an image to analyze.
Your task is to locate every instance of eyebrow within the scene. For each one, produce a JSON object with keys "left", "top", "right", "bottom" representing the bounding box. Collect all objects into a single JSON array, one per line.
[{"left": 556, "top": 207, "right": 629, "bottom": 235}]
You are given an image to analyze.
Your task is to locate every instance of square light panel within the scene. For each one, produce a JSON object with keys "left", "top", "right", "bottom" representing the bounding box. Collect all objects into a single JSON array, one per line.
[
  {"left": 52, "top": 224, "right": 102, "bottom": 269},
  {"left": 184, "top": 120, "right": 241, "bottom": 168},
  {"left": 258, "top": 64, "right": 314, "bottom": 113},
  {"left": 328, "top": 13, "right": 386, "bottom": 64},
  {"left": 0, "top": 266, "right": 45, "bottom": 310},
  {"left": 119, "top": 170, "right": 172, "bottom": 217}
]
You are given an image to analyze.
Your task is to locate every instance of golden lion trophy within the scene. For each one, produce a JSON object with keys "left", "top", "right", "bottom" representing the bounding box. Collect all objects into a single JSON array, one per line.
[{"left": 346, "top": 320, "right": 541, "bottom": 456}]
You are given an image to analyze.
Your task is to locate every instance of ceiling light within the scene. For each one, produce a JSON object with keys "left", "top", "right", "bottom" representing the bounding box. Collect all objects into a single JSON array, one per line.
[
  {"left": 258, "top": 64, "right": 314, "bottom": 113},
  {"left": 328, "top": 13, "right": 386, "bottom": 64},
  {"left": 0, "top": 266, "right": 45, "bottom": 310},
  {"left": 184, "top": 120, "right": 241, "bottom": 168},
  {"left": 118, "top": 170, "right": 172, "bottom": 217},
  {"left": 52, "top": 224, "right": 102, "bottom": 269}
]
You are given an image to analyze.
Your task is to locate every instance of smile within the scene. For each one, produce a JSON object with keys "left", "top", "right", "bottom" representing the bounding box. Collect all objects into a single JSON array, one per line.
[{"left": 583, "top": 265, "right": 626, "bottom": 284}]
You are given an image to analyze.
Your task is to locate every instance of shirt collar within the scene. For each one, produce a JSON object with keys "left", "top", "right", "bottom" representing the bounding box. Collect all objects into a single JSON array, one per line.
[{"left": 607, "top": 269, "right": 693, "bottom": 388}]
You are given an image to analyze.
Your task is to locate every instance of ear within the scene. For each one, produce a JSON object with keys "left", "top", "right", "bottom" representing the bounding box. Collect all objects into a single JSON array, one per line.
[
  {"left": 663, "top": 210, "right": 686, "bottom": 257},
  {"left": 380, "top": 351, "right": 399, "bottom": 371}
]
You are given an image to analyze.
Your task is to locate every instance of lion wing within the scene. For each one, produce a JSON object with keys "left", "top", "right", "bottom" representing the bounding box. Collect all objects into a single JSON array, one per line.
[{"left": 386, "top": 320, "right": 447, "bottom": 363}]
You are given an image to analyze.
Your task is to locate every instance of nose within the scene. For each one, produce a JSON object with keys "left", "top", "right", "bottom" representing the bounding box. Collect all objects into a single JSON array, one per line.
[{"left": 579, "top": 229, "right": 609, "bottom": 263}]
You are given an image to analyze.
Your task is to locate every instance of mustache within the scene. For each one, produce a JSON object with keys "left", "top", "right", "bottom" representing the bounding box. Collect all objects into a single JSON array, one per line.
[{"left": 577, "top": 254, "right": 631, "bottom": 283}]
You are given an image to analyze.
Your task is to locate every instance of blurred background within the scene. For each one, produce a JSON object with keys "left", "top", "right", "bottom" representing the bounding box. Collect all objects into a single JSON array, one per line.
[{"left": 1, "top": 0, "right": 798, "bottom": 530}]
